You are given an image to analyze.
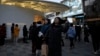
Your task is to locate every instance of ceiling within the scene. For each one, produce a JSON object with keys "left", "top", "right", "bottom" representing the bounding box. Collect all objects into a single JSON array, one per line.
[{"left": 1, "top": 0, "right": 69, "bottom": 12}]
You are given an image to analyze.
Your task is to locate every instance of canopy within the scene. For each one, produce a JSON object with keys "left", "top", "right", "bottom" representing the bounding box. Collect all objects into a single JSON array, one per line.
[{"left": 1, "top": 0, "right": 70, "bottom": 12}]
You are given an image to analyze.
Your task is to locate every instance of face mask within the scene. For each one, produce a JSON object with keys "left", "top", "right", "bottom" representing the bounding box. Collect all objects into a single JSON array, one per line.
[{"left": 37, "top": 24, "right": 42, "bottom": 27}]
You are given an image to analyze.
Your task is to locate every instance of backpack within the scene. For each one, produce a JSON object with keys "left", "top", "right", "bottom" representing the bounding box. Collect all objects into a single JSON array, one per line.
[{"left": 67, "top": 27, "right": 76, "bottom": 38}]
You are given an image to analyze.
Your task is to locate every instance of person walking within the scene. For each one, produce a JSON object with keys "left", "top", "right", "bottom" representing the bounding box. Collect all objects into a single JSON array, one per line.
[
  {"left": 0, "top": 25, "right": 2, "bottom": 46},
  {"left": 35, "top": 21, "right": 42, "bottom": 56},
  {"left": 11, "top": 23, "right": 14, "bottom": 42},
  {"left": 45, "top": 17, "right": 64, "bottom": 56},
  {"left": 39, "top": 19, "right": 50, "bottom": 56},
  {"left": 30, "top": 22, "right": 38, "bottom": 55},
  {"left": 29, "top": 24, "right": 33, "bottom": 40},
  {"left": 84, "top": 24, "right": 90, "bottom": 43},
  {"left": 67, "top": 23, "right": 76, "bottom": 49},
  {"left": 39, "top": 19, "right": 50, "bottom": 43},
  {"left": 23, "top": 25, "right": 28, "bottom": 43},
  {"left": 64, "top": 21, "right": 70, "bottom": 39},
  {"left": 2, "top": 23, "right": 6, "bottom": 45},
  {"left": 30, "top": 21, "right": 42, "bottom": 56},
  {"left": 87, "top": 21, "right": 100, "bottom": 54},
  {"left": 75, "top": 24, "right": 81, "bottom": 42},
  {"left": 0, "top": 24, "right": 6, "bottom": 46},
  {"left": 14, "top": 24, "right": 20, "bottom": 44}
]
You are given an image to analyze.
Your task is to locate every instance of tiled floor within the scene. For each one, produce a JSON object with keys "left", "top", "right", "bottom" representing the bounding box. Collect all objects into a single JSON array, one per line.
[
  {"left": 0, "top": 38, "right": 100, "bottom": 56},
  {"left": 0, "top": 41, "right": 32, "bottom": 56}
]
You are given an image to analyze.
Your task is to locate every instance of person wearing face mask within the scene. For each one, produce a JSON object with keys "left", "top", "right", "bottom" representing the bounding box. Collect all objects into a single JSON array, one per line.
[
  {"left": 39, "top": 19, "right": 50, "bottom": 56},
  {"left": 39, "top": 19, "right": 50, "bottom": 43}
]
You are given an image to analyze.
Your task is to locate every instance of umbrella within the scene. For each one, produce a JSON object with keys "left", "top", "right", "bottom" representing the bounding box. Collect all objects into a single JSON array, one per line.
[{"left": 1, "top": 0, "right": 69, "bottom": 12}]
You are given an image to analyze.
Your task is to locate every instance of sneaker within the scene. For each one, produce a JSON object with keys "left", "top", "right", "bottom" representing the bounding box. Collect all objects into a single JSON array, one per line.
[{"left": 36, "top": 50, "right": 41, "bottom": 56}]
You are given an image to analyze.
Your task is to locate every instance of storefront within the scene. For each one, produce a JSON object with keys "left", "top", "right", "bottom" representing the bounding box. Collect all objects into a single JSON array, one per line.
[{"left": 60, "top": 0, "right": 84, "bottom": 24}]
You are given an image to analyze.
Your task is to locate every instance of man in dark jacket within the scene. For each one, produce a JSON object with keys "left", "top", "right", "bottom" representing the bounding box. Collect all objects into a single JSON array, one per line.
[
  {"left": 31, "top": 21, "right": 42, "bottom": 55},
  {"left": 87, "top": 21, "right": 100, "bottom": 54},
  {"left": 84, "top": 24, "right": 90, "bottom": 43},
  {"left": 75, "top": 24, "right": 82, "bottom": 42},
  {"left": 30, "top": 22, "right": 38, "bottom": 54},
  {"left": 11, "top": 23, "right": 14, "bottom": 42},
  {"left": 0, "top": 25, "right": 2, "bottom": 46},
  {"left": 0, "top": 23, "right": 6, "bottom": 46}
]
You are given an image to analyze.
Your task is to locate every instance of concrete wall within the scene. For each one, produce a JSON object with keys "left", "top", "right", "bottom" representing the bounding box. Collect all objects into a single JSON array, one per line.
[{"left": 0, "top": 5, "right": 43, "bottom": 39}]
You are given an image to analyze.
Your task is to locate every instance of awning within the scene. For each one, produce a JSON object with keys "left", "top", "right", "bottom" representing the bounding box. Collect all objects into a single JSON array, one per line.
[{"left": 1, "top": 0, "right": 70, "bottom": 12}]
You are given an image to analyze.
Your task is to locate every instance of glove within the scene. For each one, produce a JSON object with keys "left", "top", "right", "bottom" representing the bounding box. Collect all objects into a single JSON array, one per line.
[{"left": 38, "top": 31, "right": 43, "bottom": 37}]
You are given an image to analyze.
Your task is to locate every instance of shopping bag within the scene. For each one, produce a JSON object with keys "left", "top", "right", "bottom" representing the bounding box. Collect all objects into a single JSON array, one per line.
[{"left": 41, "top": 43, "right": 48, "bottom": 56}]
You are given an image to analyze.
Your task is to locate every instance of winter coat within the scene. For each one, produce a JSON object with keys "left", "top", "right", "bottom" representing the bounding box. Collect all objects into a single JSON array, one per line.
[
  {"left": 45, "top": 24, "right": 63, "bottom": 56},
  {"left": 40, "top": 24, "right": 50, "bottom": 35},
  {"left": 84, "top": 26, "right": 89, "bottom": 36},
  {"left": 23, "top": 27, "right": 28, "bottom": 36},
  {"left": 14, "top": 27, "right": 20, "bottom": 37}
]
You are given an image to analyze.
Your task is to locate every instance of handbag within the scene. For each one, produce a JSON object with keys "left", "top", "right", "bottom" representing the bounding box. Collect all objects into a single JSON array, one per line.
[{"left": 41, "top": 43, "right": 48, "bottom": 56}]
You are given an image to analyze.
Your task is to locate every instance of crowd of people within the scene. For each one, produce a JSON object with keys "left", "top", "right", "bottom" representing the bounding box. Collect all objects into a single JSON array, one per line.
[
  {"left": 0, "top": 17, "right": 100, "bottom": 56},
  {"left": 29, "top": 17, "right": 64, "bottom": 56},
  {"left": 11, "top": 23, "right": 20, "bottom": 44}
]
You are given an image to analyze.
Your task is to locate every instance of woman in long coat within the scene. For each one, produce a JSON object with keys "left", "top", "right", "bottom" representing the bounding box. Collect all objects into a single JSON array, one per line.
[
  {"left": 23, "top": 25, "right": 28, "bottom": 43},
  {"left": 46, "top": 17, "right": 64, "bottom": 56}
]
